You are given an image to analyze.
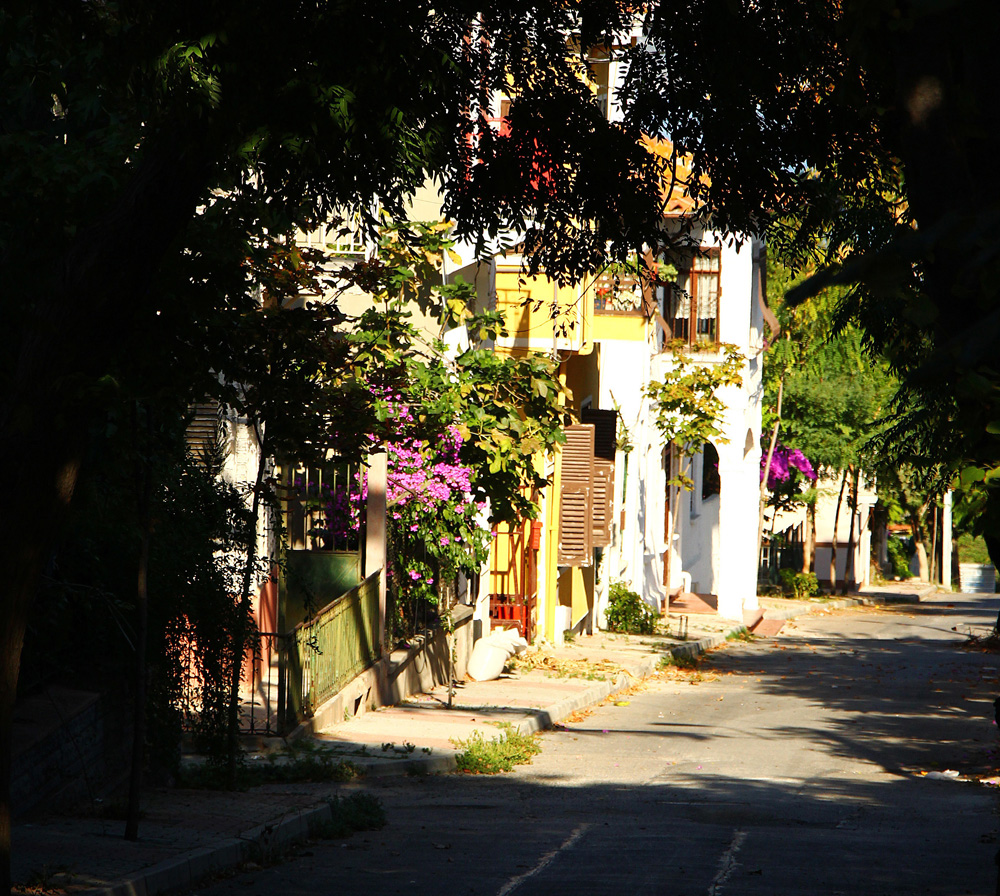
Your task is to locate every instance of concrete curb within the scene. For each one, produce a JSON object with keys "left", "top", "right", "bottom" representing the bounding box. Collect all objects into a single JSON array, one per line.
[
  {"left": 513, "top": 654, "right": 662, "bottom": 737},
  {"left": 859, "top": 583, "right": 938, "bottom": 604},
  {"left": 78, "top": 802, "right": 340, "bottom": 896},
  {"left": 761, "top": 596, "right": 866, "bottom": 622}
]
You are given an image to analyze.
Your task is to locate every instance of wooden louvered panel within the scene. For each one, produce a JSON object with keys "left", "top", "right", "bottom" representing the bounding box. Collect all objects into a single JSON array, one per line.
[
  {"left": 581, "top": 408, "right": 617, "bottom": 461},
  {"left": 591, "top": 459, "right": 614, "bottom": 548},
  {"left": 558, "top": 425, "right": 595, "bottom": 566},
  {"left": 185, "top": 400, "right": 221, "bottom": 461},
  {"left": 558, "top": 481, "right": 592, "bottom": 566},
  {"left": 561, "top": 424, "right": 595, "bottom": 481}
]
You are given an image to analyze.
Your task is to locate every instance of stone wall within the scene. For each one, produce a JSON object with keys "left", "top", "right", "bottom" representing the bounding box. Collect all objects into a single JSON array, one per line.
[{"left": 11, "top": 687, "right": 130, "bottom": 819}]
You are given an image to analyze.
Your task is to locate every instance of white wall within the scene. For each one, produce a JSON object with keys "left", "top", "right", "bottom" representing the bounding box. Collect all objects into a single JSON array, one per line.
[{"left": 596, "top": 234, "right": 763, "bottom": 621}]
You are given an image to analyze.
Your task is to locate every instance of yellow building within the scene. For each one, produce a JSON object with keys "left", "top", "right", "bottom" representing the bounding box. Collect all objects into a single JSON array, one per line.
[{"left": 487, "top": 259, "right": 619, "bottom": 644}]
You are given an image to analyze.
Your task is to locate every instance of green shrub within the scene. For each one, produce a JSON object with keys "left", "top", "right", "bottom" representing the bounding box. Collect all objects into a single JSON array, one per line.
[
  {"left": 956, "top": 533, "right": 992, "bottom": 565},
  {"left": 886, "top": 537, "right": 913, "bottom": 579},
  {"left": 606, "top": 580, "right": 658, "bottom": 634},
  {"left": 778, "top": 568, "right": 820, "bottom": 599}
]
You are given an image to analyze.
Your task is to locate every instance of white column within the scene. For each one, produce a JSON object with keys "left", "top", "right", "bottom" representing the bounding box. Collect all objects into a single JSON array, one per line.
[
  {"left": 365, "top": 451, "right": 388, "bottom": 649},
  {"left": 716, "top": 451, "right": 759, "bottom": 620}
]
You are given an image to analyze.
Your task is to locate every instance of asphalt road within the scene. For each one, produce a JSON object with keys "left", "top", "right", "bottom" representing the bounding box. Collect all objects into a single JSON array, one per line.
[{"left": 196, "top": 592, "right": 1000, "bottom": 895}]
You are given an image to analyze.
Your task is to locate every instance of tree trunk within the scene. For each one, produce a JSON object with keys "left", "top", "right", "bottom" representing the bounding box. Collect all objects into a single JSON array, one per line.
[
  {"left": 226, "top": 427, "right": 268, "bottom": 789},
  {"left": 840, "top": 466, "right": 859, "bottom": 596},
  {"left": 984, "top": 532, "right": 1000, "bottom": 631},
  {"left": 125, "top": 408, "right": 153, "bottom": 841},
  {"left": 829, "top": 469, "right": 849, "bottom": 590},
  {"left": 871, "top": 500, "right": 889, "bottom": 577},
  {"left": 0, "top": 448, "right": 82, "bottom": 896},
  {"left": 930, "top": 502, "right": 939, "bottom": 585},
  {"left": 664, "top": 453, "right": 691, "bottom": 604},
  {"left": 913, "top": 540, "right": 929, "bottom": 582},
  {"left": 757, "top": 376, "right": 784, "bottom": 568},
  {"left": 0, "top": 133, "right": 210, "bottom": 894},
  {"left": 802, "top": 501, "right": 815, "bottom": 575},
  {"left": 910, "top": 506, "right": 930, "bottom": 582}
]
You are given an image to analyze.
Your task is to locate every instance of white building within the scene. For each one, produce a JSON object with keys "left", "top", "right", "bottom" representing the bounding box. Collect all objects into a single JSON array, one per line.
[{"left": 591, "top": 229, "right": 766, "bottom": 623}]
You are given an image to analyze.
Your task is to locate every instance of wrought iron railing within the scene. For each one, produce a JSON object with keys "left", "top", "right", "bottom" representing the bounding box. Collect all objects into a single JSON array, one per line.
[
  {"left": 177, "top": 570, "right": 382, "bottom": 737},
  {"left": 286, "top": 570, "right": 381, "bottom": 721},
  {"left": 758, "top": 526, "right": 805, "bottom": 586}
]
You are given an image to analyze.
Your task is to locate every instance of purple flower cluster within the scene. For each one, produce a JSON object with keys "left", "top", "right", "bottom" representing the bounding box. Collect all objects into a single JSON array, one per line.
[
  {"left": 319, "top": 389, "right": 486, "bottom": 598},
  {"left": 385, "top": 425, "right": 473, "bottom": 515},
  {"left": 760, "top": 445, "right": 817, "bottom": 491}
]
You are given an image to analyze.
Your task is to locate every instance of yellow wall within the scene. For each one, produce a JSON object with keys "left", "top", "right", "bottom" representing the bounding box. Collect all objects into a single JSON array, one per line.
[
  {"left": 543, "top": 447, "right": 560, "bottom": 643},
  {"left": 592, "top": 312, "right": 647, "bottom": 342},
  {"left": 494, "top": 267, "right": 593, "bottom": 356},
  {"left": 557, "top": 566, "right": 594, "bottom": 633},
  {"left": 563, "top": 348, "right": 600, "bottom": 413}
]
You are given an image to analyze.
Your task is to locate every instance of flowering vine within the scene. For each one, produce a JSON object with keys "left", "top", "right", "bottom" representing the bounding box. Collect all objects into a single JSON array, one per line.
[{"left": 760, "top": 444, "right": 817, "bottom": 490}]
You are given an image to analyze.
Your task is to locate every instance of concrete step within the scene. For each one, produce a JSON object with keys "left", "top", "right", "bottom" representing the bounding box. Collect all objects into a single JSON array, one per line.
[
  {"left": 751, "top": 618, "right": 786, "bottom": 637},
  {"left": 743, "top": 608, "right": 765, "bottom": 631}
]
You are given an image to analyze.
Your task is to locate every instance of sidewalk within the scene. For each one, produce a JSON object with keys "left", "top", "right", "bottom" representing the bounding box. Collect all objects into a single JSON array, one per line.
[{"left": 10, "top": 584, "right": 934, "bottom": 896}]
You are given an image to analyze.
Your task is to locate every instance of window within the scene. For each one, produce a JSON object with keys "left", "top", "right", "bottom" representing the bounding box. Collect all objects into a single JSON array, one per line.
[
  {"left": 701, "top": 442, "right": 720, "bottom": 500},
  {"left": 300, "top": 212, "right": 368, "bottom": 258},
  {"left": 659, "top": 247, "right": 720, "bottom": 347},
  {"left": 585, "top": 53, "right": 611, "bottom": 120}
]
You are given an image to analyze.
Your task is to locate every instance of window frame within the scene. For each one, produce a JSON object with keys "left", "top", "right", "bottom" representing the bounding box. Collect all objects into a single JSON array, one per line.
[{"left": 659, "top": 246, "right": 721, "bottom": 348}]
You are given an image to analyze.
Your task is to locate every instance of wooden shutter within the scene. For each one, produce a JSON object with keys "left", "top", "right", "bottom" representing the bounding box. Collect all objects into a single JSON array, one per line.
[
  {"left": 185, "top": 399, "right": 221, "bottom": 463},
  {"left": 591, "top": 459, "right": 614, "bottom": 548},
  {"left": 558, "top": 424, "right": 594, "bottom": 566},
  {"left": 581, "top": 409, "right": 617, "bottom": 548}
]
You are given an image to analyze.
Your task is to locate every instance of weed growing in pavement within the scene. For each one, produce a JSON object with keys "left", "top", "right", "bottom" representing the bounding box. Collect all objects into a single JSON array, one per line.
[
  {"left": 726, "top": 628, "right": 755, "bottom": 642},
  {"left": 961, "top": 628, "right": 1000, "bottom": 652},
  {"left": 180, "top": 740, "right": 361, "bottom": 789},
  {"left": 661, "top": 652, "right": 699, "bottom": 670},
  {"left": 20, "top": 864, "right": 73, "bottom": 894},
  {"left": 543, "top": 669, "right": 607, "bottom": 681},
  {"left": 246, "top": 794, "right": 387, "bottom": 868},
  {"left": 453, "top": 723, "right": 541, "bottom": 774},
  {"left": 315, "top": 793, "right": 387, "bottom": 838}
]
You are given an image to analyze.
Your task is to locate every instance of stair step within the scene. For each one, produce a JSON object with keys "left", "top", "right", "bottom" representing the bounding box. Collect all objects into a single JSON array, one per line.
[
  {"left": 743, "top": 608, "right": 765, "bottom": 631},
  {"left": 751, "top": 619, "right": 785, "bottom": 637}
]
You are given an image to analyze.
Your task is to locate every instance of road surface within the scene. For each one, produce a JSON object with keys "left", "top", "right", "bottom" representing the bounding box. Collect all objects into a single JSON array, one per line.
[{"left": 197, "top": 592, "right": 1000, "bottom": 895}]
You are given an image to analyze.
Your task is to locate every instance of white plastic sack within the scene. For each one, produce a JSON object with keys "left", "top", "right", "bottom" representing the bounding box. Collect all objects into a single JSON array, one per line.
[{"left": 466, "top": 627, "right": 528, "bottom": 681}]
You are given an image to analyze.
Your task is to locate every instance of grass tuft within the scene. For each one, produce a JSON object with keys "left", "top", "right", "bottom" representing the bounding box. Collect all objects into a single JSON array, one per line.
[
  {"left": 317, "top": 793, "right": 387, "bottom": 838},
  {"left": 453, "top": 723, "right": 541, "bottom": 774},
  {"left": 180, "top": 740, "right": 361, "bottom": 790},
  {"left": 661, "top": 652, "right": 699, "bottom": 670}
]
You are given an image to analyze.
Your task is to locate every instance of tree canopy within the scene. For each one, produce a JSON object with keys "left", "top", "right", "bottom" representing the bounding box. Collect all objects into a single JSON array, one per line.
[{"left": 6, "top": 0, "right": 1000, "bottom": 891}]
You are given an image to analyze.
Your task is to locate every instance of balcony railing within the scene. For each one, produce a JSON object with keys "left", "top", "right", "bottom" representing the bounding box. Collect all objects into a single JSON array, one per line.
[{"left": 593, "top": 268, "right": 644, "bottom": 314}]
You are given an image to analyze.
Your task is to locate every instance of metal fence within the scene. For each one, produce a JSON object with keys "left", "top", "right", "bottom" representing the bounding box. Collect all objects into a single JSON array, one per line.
[
  {"left": 179, "top": 570, "right": 382, "bottom": 737},
  {"left": 286, "top": 570, "right": 381, "bottom": 721},
  {"left": 758, "top": 524, "right": 805, "bottom": 586}
]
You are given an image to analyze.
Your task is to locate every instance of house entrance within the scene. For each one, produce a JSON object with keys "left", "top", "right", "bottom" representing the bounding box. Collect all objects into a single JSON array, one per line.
[{"left": 489, "top": 517, "right": 539, "bottom": 642}]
